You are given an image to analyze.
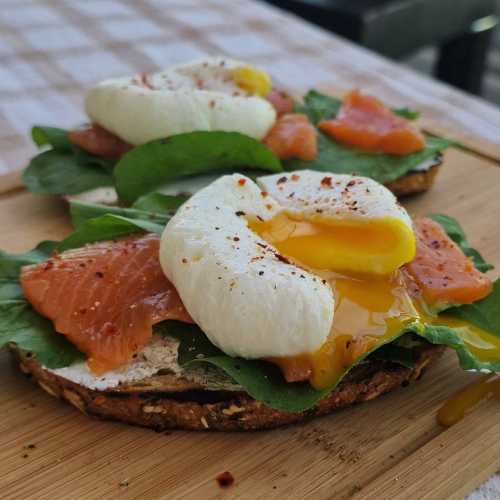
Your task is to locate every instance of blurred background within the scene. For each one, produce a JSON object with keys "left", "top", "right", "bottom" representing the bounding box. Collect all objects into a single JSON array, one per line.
[
  {"left": 263, "top": 0, "right": 500, "bottom": 103},
  {"left": 1, "top": 0, "right": 500, "bottom": 175}
]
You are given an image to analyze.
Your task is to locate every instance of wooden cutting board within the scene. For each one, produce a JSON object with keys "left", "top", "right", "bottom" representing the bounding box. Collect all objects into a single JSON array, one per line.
[{"left": 1, "top": 146, "right": 500, "bottom": 500}]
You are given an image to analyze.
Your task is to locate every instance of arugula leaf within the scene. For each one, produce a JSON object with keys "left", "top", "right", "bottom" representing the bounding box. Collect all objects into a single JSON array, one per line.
[
  {"left": 286, "top": 133, "right": 451, "bottom": 185},
  {"left": 430, "top": 214, "right": 493, "bottom": 272},
  {"left": 114, "top": 131, "right": 283, "bottom": 204},
  {"left": 163, "top": 320, "right": 418, "bottom": 412},
  {"left": 32, "top": 126, "right": 72, "bottom": 150},
  {"left": 23, "top": 149, "right": 114, "bottom": 195},
  {"left": 69, "top": 200, "right": 170, "bottom": 228}
]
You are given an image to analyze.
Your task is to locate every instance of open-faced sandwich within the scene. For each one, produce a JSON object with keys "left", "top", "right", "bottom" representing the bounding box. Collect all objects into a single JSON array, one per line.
[
  {"left": 23, "top": 58, "right": 451, "bottom": 208},
  {"left": 2, "top": 170, "right": 498, "bottom": 431}
]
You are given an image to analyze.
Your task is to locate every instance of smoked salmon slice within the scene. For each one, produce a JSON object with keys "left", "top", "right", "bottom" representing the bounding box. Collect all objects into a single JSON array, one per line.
[
  {"left": 264, "top": 113, "right": 317, "bottom": 161},
  {"left": 405, "top": 218, "right": 492, "bottom": 306},
  {"left": 266, "top": 88, "right": 294, "bottom": 117},
  {"left": 20, "top": 234, "right": 192, "bottom": 374},
  {"left": 68, "top": 123, "right": 132, "bottom": 158},
  {"left": 318, "top": 90, "right": 425, "bottom": 155}
]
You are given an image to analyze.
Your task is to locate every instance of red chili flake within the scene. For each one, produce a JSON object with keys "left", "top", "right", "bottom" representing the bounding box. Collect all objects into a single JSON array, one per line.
[
  {"left": 237, "top": 179, "right": 246, "bottom": 186},
  {"left": 235, "top": 211, "right": 245, "bottom": 217},
  {"left": 233, "top": 237, "right": 240, "bottom": 242},
  {"left": 346, "top": 180, "right": 356, "bottom": 188},
  {"left": 276, "top": 176, "right": 287, "bottom": 184},
  {"left": 42, "top": 260, "right": 54, "bottom": 271},
  {"left": 275, "top": 253, "right": 291, "bottom": 265},
  {"left": 79, "top": 263, "right": 86, "bottom": 268},
  {"left": 257, "top": 215, "right": 264, "bottom": 221},
  {"left": 182, "top": 258, "right": 188, "bottom": 264},
  {"left": 216, "top": 471, "right": 234, "bottom": 488},
  {"left": 95, "top": 271, "right": 104, "bottom": 278},
  {"left": 261, "top": 191, "right": 268, "bottom": 198},
  {"left": 291, "top": 174, "right": 300, "bottom": 181},
  {"left": 257, "top": 242, "right": 267, "bottom": 249},
  {"left": 209, "top": 100, "right": 215, "bottom": 108},
  {"left": 320, "top": 176, "right": 332, "bottom": 188},
  {"left": 315, "top": 209, "right": 323, "bottom": 214},
  {"left": 78, "top": 308, "right": 87, "bottom": 315},
  {"left": 322, "top": 279, "right": 327, "bottom": 285}
]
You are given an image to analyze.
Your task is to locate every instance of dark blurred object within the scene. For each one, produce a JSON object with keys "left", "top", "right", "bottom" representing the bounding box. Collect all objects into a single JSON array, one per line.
[{"left": 263, "top": 0, "right": 498, "bottom": 94}]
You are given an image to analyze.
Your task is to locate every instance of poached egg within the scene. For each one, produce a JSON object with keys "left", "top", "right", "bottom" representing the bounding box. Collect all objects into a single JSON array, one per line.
[
  {"left": 85, "top": 58, "right": 276, "bottom": 145},
  {"left": 160, "top": 171, "right": 422, "bottom": 389}
]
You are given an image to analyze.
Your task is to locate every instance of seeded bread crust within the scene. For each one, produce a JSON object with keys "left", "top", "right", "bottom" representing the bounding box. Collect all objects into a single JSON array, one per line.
[
  {"left": 12, "top": 344, "right": 444, "bottom": 431},
  {"left": 386, "top": 164, "right": 440, "bottom": 197}
]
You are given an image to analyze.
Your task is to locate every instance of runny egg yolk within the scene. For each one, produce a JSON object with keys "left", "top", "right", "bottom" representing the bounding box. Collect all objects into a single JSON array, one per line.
[
  {"left": 231, "top": 66, "right": 272, "bottom": 97},
  {"left": 248, "top": 212, "right": 415, "bottom": 276},
  {"left": 249, "top": 213, "right": 421, "bottom": 390}
]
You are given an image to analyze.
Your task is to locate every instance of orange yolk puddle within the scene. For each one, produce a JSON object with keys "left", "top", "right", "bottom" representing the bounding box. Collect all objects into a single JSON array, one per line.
[
  {"left": 437, "top": 373, "right": 500, "bottom": 427},
  {"left": 249, "top": 213, "right": 421, "bottom": 390}
]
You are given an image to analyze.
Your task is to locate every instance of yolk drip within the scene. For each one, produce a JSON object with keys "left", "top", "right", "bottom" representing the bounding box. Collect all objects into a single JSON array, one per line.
[
  {"left": 248, "top": 212, "right": 415, "bottom": 276},
  {"left": 231, "top": 66, "right": 272, "bottom": 97},
  {"left": 250, "top": 213, "right": 421, "bottom": 390},
  {"left": 437, "top": 374, "right": 500, "bottom": 427},
  {"left": 306, "top": 274, "right": 420, "bottom": 389}
]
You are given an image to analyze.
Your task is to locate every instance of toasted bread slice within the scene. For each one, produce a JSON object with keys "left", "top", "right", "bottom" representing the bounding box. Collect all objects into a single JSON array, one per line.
[
  {"left": 386, "top": 163, "right": 441, "bottom": 197},
  {"left": 11, "top": 343, "right": 444, "bottom": 431}
]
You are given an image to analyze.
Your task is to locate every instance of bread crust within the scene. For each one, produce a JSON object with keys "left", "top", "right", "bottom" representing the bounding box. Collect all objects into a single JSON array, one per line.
[
  {"left": 12, "top": 344, "right": 444, "bottom": 431},
  {"left": 386, "top": 164, "right": 441, "bottom": 197}
]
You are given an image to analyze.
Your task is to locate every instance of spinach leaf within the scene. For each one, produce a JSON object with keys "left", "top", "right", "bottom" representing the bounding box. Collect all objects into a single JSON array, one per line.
[
  {"left": 286, "top": 133, "right": 451, "bottom": 185},
  {"left": 114, "top": 131, "right": 283, "bottom": 204},
  {"left": 59, "top": 214, "right": 163, "bottom": 251},
  {"left": 293, "top": 90, "right": 342, "bottom": 124},
  {"left": 69, "top": 200, "right": 170, "bottom": 228},
  {"left": 23, "top": 149, "right": 114, "bottom": 195},
  {"left": 418, "top": 279, "right": 500, "bottom": 372},
  {"left": 23, "top": 126, "right": 115, "bottom": 195},
  {"left": 162, "top": 320, "right": 417, "bottom": 412},
  {"left": 295, "top": 90, "right": 420, "bottom": 124},
  {"left": 132, "top": 193, "right": 188, "bottom": 214},
  {"left": 393, "top": 108, "right": 420, "bottom": 120},
  {"left": 430, "top": 214, "right": 494, "bottom": 272},
  {"left": 0, "top": 300, "right": 84, "bottom": 368},
  {"left": 31, "top": 126, "right": 72, "bottom": 150}
]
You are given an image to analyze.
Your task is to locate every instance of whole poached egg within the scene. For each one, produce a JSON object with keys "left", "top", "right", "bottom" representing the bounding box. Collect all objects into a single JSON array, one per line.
[
  {"left": 85, "top": 58, "right": 276, "bottom": 145},
  {"left": 160, "top": 171, "right": 421, "bottom": 389}
]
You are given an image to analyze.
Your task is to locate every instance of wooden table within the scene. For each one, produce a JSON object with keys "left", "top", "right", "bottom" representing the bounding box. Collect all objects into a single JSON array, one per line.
[{"left": 1, "top": 1, "right": 500, "bottom": 499}]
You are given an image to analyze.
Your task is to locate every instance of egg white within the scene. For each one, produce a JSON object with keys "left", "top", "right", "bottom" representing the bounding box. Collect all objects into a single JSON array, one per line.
[
  {"left": 257, "top": 170, "right": 412, "bottom": 227},
  {"left": 159, "top": 174, "right": 334, "bottom": 359},
  {"left": 85, "top": 58, "right": 276, "bottom": 145},
  {"left": 160, "top": 171, "right": 415, "bottom": 360}
]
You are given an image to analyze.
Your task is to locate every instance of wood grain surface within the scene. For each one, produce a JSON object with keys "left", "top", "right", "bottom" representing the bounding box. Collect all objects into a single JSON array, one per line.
[{"left": 1, "top": 147, "right": 500, "bottom": 500}]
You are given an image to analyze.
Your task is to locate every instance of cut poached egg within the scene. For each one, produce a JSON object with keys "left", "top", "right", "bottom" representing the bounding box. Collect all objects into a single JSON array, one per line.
[{"left": 160, "top": 171, "right": 422, "bottom": 389}]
